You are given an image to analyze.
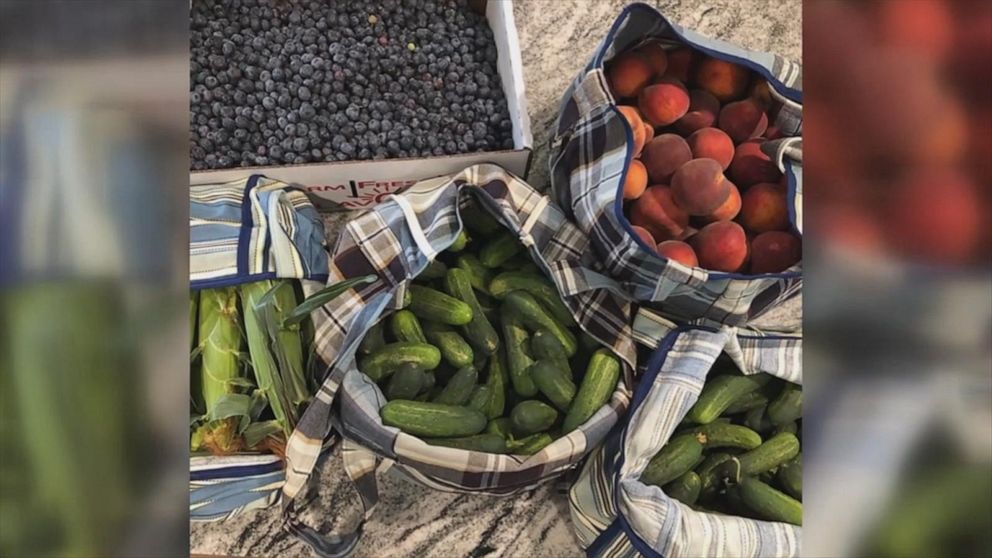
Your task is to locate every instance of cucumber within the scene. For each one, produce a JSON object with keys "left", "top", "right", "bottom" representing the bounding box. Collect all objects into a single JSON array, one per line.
[
  {"left": 696, "top": 452, "right": 733, "bottom": 499},
  {"left": 719, "top": 432, "right": 800, "bottom": 481},
  {"left": 359, "top": 320, "right": 387, "bottom": 355},
  {"left": 444, "top": 268, "right": 500, "bottom": 355},
  {"left": 426, "top": 433, "right": 507, "bottom": 453},
  {"left": 360, "top": 342, "right": 441, "bottom": 382},
  {"left": 390, "top": 309, "right": 427, "bottom": 344},
  {"left": 502, "top": 308, "right": 537, "bottom": 397},
  {"left": 745, "top": 405, "right": 773, "bottom": 433},
  {"left": 486, "top": 417, "right": 512, "bottom": 439},
  {"left": 509, "top": 432, "right": 554, "bottom": 455},
  {"left": 767, "top": 383, "right": 803, "bottom": 426},
  {"left": 483, "top": 350, "right": 507, "bottom": 419},
  {"left": 562, "top": 349, "right": 620, "bottom": 432},
  {"left": 488, "top": 271, "right": 575, "bottom": 327},
  {"left": 503, "top": 291, "right": 577, "bottom": 357},
  {"left": 422, "top": 321, "right": 474, "bottom": 368},
  {"left": 433, "top": 365, "right": 478, "bottom": 406},
  {"left": 774, "top": 421, "right": 798, "bottom": 436},
  {"left": 777, "top": 454, "right": 802, "bottom": 500},
  {"left": 529, "top": 360, "right": 576, "bottom": 411},
  {"left": 690, "top": 423, "right": 762, "bottom": 450},
  {"left": 419, "top": 370, "right": 436, "bottom": 393},
  {"left": 456, "top": 253, "right": 492, "bottom": 295},
  {"left": 448, "top": 230, "right": 469, "bottom": 252},
  {"left": 418, "top": 260, "right": 448, "bottom": 280},
  {"left": 510, "top": 400, "right": 558, "bottom": 435},
  {"left": 664, "top": 471, "right": 702, "bottom": 506},
  {"left": 641, "top": 434, "right": 704, "bottom": 487},
  {"left": 407, "top": 284, "right": 473, "bottom": 326},
  {"left": 380, "top": 400, "right": 486, "bottom": 437},
  {"left": 386, "top": 364, "right": 427, "bottom": 400},
  {"left": 467, "top": 385, "right": 492, "bottom": 414},
  {"left": 531, "top": 329, "right": 571, "bottom": 367},
  {"left": 479, "top": 232, "right": 521, "bottom": 268},
  {"left": 460, "top": 203, "right": 502, "bottom": 237},
  {"left": 723, "top": 390, "right": 770, "bottom": 414},
  {"left": 739, "top": 476, "right": 803, "bottom": 525},
  {"left": 686, "top": 373, "right": 772, "bottom": 424}
]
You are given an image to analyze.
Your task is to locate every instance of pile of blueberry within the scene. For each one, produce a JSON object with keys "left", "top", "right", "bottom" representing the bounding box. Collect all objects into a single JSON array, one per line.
[{"left": 190, "top": 0, "right": 515, "bottom": 170}]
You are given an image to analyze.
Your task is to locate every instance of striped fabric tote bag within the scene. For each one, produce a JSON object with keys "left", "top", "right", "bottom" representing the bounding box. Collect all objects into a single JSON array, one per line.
[
  {"left": 570, "top": 309, "right": 802, "bottom": 557},
  {"left": 190, "top": 175, "right": 331, "bottom": 521},
  {"left": 279, "top": 164, "right": 638, "bottom": 556},
  {"left": 550, "top": 3, "right": 803, "bottom": 327}
]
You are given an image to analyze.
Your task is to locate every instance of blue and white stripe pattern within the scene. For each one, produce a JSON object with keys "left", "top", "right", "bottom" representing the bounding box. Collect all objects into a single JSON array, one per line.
[
  {"left": 190, "top": 454, "right": 285, "bottom": 521},
  {"left": 570, "top": 310, "right": 802, "bottom": 558},
  {"left": 550, "top": 3, "right": 803, "bottom": 327},
  {"left": 191, "top": 175, "right": 329, "bottom": 289}
]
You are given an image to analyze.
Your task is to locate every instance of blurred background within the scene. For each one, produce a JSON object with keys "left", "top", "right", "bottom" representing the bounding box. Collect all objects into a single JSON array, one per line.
[
  {"left": 0, "top": 1, "right": 189, "bottom": 557},
  {"left": 804, "top": 1, "right": 991, "bottom": 557}
]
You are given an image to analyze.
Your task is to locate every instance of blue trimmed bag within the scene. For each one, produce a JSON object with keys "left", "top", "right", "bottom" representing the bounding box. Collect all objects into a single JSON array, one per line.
[
  {"left": 278, "top": 164, "right": 638, "bottom": 557},
  {"left": 189, "top": 175, "right": 331, "bottom": 520},
  {"left": 550, "top": 3, "right": 803, "bottom": 327},
  {"left": 569, "top": 308, "right": 802, "bottom": 557}
]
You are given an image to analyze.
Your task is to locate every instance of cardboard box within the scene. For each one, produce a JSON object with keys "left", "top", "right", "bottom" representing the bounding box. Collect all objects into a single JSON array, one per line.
[{"left": 189, "top": 0, "right": 532, "bottom": 211}]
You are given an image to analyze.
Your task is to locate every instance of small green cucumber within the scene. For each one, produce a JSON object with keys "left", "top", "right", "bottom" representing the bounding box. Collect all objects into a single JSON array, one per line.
[
  {"left": 447, "top": 230, "right": 469, "bottom": 252},
  {"left": 696, "top": 452, "right": 733, "bottom": 499},
  {"left": 460, "top": 203, "right": 502, "bottom": 237},
  {"left": 739, "top": 476, "right": 803, "bottom": 525},
  {"left": 529, "top": 360, "right": 577, "bottom": 411},
  {"left": 509, "top": 432, "right": 555, "bottom": 455},
  {"left": 360, "top": 342, "right": 441, "bottom": 382},
  {"left": 380, "top": 400, "right": 486, "bottom": 437},
  {"left": 503, "top": 290, "right": 577, "bottom": 357},
  {"left": 531, "top": 329, "right": 571, "bottom": 367},
  {"left": 502, "top": 308, "right": 537, "bottom": 397},
  {"left": 483, "top": 350, "right": 508, "bottom": 419},
  {"left": 686, "top": 373, "right": 772, "bottom": 424},
  {"left": 486, "top": 417, "right": 512, "bottom": 439},
  {"left": 419, "top": 370, "right": 436, "bottom": 393},
  {"left": 444, "top": 268, "right": 500, "bottom": 355},
  {"left": 456, "top": 253, "right": 492, "bottom": 295},
  {"left": 467, "top": 385, "right": 492, "bottom": 414},
  {"left": 562, "top": 349, "right": 620, "bottom": 432},
  {"left": 418, "top": 260, "right": 448, "bottom": 280},
  {"left": 386, "top": 364, "right": 427, "bottom": 400},
  {"left": 510, "top": 400, "right": 558, "bottom": 435},
  {"left": 426, "top": 433, "right": 507, "bottom": 454},
  {"left": 745, "top": 405, "right": 774, "bottom": 433},
  {"left": 359, "top": 320, "right": 387, "bottom": 355},
  {"left": 774, "top": 421, "right": 798, "bottom": 436},
  {"left": 691, "top": 423, "right": 762, "bottom": 450},
  {"left": 433, "top": 365, "right": 478, "bottom": 406},
  {"left": 390, "top": 309, "right": 427, "bottom": 344},
  {"left": 664, "top": 471, "right": 702, "bottom": 506},
  {"left": 422, "top": 321, "right": 474, "bottom": 368},
  {"left": 407, "top": 284, "right": 473, "bottom": 326},
  {"left": 479, "top": 232, "right": 521, "bottom": 268},
  {"left": 767, "top": 383, "right": 803, "bottom": 426},
  {"left": 641, "top": 434, "right": 704, "bottom": 488},
  {"left": 487, "top": 271, "right": 576, "bottom": 327},
  {"left": 777, "top": 454, "right": 802, "bottom": 500},
  {"left": 723, "top": 390, "right": 770, "bottom": 414},
  {"left": 719, "top": 432, "right": 801, "bottom": 481}
]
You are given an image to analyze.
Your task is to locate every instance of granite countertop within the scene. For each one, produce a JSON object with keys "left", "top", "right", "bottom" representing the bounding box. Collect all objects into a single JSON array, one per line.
[{"left": 191, "top": 1, "right": 801, "bottom": 556}]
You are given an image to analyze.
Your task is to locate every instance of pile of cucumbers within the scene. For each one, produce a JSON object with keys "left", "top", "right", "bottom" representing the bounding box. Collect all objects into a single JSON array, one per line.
[
  {"left": 360, "top": 202, "right": 622, "bottom": 455},
  {"left": 641, "top": 359, "right": 803, "bottom": 525}
]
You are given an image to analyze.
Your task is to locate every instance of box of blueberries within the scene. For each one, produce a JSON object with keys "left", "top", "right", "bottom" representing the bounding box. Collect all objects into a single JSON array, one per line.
[{"left": 189, "top": 0, "right": 532, "bottom": 210}]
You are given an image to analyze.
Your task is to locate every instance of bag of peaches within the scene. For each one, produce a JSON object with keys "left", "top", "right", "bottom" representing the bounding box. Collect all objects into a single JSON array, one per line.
[{"left": 550, "top": 3, "right": 803, "bottom": 328}]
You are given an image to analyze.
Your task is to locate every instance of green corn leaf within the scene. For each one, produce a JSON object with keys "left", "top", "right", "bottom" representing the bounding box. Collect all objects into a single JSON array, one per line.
[
  {"left": 207, "top": 393, "right": 254, "bottom": 432},
  {"left": 281, "top": 275, "right": 376, "bottom": 326},
  {"left": 243, "top": 420, "right": 283, "bottom": 448},
  {"left": 241, "top": 281, "right": 293, "bottom": 437}
]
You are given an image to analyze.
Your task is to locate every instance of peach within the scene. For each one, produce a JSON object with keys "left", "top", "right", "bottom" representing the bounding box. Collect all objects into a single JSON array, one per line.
[
  {"left": 699, "top": 181, "right": 741, "bottom": 223},
  {"left": 638, "top": 77, "right": 690, "bottom": 126},
  {"left": 718, "top": 99, "right": 768, "bottom": 144},
  {"left": 739, "top": 182, "right": 789, "bottom": 233},
  {"left": 608, "top": 52, "right": 654, "bottom": 98},
  {"left": 642, "top": 121, "right": 655, "bottom": 144},
  {"left": 674, "top": 89, "right": 720, "bottom": 136},
  {"left": 641, "top": 134, "right": 692, "bottom": 184},
  {"left": 629, "top": 185, "right": 689, "bottom": 242},
  {"left": 664, "top": 47, "right": 695, "bottom": 82},
  {"left": 693, "top": 56, "right": 751, "bottom": 102},
  {"left": 622, "top": 159, "right": 648, "bottom": 200},
  {"left": 630, "top": 225, "right": 656, "bottom": 247},
  {"left": 634, "top": 41, "right": 668, "bottom": 76},
  {"left": 688, "top": 221, "right": 748, "bottom": 272},
  {"left": 749, "top": 231, "right": 801, "bottom": 273},
  {"left": 687, "top": 127, "right": 734, "bottom": 170},
  {"left": 656, "top": 240, "right": 698, "bottom": 267},
  {"left": 729, "top": 140, "right": 781, "bottom": 187},
  {"left": 750, "top": 78, "right": 772, "bottom": 110},
  {"left": 670, "top": 158, "right": 731, "bottom": 216},
  {"left": 617, "top": 105, "right": 647, "bottom": 156}
]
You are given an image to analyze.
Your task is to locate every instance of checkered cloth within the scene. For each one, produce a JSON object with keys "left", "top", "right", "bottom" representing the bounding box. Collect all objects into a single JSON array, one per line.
[
  {"left": 280, "top": 164, "right": 638, "bottom": 557},
  {"left": 569, "top": 308, "right": 802, "bottom": 558},
  {"left": 550, "top": 3, "right": 803, "bottom": 327}
]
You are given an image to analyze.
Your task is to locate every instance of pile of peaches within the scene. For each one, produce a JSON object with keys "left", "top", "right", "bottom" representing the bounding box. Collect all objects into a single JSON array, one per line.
[{"left": 611, "top": 41, "right": 801, "bottom": 274}]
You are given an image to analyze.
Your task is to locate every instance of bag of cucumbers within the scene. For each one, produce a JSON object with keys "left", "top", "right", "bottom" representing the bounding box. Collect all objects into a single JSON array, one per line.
[
  {"left": 280, "top": 164, "right": 637, "bottom": 556},
  {"left": 569, "top": 309, "right": 802, "bottom": 558}
]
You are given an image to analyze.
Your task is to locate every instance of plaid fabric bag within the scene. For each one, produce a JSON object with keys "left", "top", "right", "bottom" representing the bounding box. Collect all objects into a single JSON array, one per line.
[
  {"left": 190, "top": 175, "right": 330, "bottom": 521},
  {"left": 550, "top": 3, "right": 803, "bottom": 327},
  {"left": 569, "top": 308, "right": 802, "bottom": 557},
  {"left": 279, "top": 163, "right": 638, "bottom": 557}
]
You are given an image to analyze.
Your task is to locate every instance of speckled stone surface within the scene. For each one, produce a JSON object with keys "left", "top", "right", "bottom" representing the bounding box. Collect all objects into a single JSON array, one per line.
[{"left": 191, "top": 1, "right": 801, "bottom": 556}]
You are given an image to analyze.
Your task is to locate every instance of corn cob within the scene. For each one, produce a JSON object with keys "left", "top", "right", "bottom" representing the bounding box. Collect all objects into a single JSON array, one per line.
[{"left": 197, "top": 287, "right": 243, "bottom": 453}]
